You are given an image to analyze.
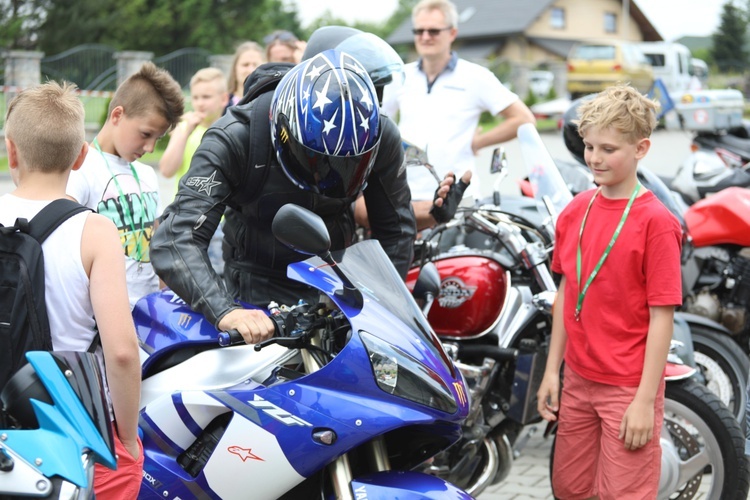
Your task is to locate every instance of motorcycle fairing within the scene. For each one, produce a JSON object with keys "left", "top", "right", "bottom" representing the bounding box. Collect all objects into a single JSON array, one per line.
[
  {"left": 134, "top": 289, "right": 267, "bottom": 376},
  {"left": 2, "top": 352, "right": 116, "bottom": 487},
  {"left": 684, "top": 186, "right": 750, "bottom": 246},
  {"left": 287, "top": 240, "right": 460, "bottom": 382},
  {"left": 350, "top": 470, "right": 474, "bottom": 499},
  {"left": 136, "top": 239, "right": 470, "bottom": 498}
]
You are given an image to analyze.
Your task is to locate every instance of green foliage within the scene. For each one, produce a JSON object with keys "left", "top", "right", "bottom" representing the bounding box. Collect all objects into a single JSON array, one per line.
[
  {"left": 711, "top": 1, "right": 748, "bottom": 73},
  {"left": 23, "top": 0, "right": 302, "bottom": 55},
  {"left": 546, "top": 85, "right": 557, "bottom": 101},
  {"left": 523, "top": 89, "right": 538, "bottom": 107},
  {"left": 0, "top": 0, "right": 48, "bottom": 49}
]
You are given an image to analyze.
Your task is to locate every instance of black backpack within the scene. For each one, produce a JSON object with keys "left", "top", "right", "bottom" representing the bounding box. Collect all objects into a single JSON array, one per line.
[
  {"left": 0, "top": 199, "right": 91, "bottom": 389},
  {"left": 234, "top": 62, "right": 294, "bottom": 202}
]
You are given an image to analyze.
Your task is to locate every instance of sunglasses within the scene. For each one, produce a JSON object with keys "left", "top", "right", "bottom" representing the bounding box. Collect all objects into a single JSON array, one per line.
[
  {"left": 263, "top": 30, "right": 298, "bottom": 45},
  {"left": 412, "top": 27, "right": 451, "bottom": 37}
]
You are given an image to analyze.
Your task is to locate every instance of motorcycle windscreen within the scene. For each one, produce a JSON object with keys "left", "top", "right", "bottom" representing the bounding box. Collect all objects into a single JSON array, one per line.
[{"left": 288, "top": 240, "right": 457, "bottom": 377}]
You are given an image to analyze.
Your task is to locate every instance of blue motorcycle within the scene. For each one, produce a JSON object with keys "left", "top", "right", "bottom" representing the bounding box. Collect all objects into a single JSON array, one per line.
[
  {"left": 133, "top": 204, "right": 472, "bottom": 499},
  {"left": 0, "top": 351, "right": 116, "bottom": 498}
]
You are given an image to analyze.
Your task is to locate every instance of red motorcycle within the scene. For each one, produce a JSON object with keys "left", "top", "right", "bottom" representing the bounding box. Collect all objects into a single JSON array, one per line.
[{"left": 405, "top": 125, "right": 748, "bottom": 498}]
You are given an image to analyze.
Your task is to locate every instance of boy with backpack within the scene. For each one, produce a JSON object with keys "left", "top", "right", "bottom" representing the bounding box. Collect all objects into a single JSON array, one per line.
[{"left": 0, "top": 81, "right": 143, "bottom": 499}]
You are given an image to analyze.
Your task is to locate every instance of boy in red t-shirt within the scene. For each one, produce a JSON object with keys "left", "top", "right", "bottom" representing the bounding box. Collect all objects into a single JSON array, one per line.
[{"left": 536, "top": 84, "right": 683, "bottom": 498}]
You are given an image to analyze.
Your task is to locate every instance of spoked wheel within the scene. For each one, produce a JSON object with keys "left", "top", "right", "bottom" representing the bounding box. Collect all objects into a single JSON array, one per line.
[
  {"left": 690, "top": 326, "right": 750, "bottom": 424},
  {"left": 658, "top": 379, "right": 748, "bottom": 499}
]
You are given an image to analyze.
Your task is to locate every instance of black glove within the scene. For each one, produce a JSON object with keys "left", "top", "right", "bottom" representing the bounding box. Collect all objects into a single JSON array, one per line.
[{"left": 429, "top": 175, "right": 470, "bottom": 224}]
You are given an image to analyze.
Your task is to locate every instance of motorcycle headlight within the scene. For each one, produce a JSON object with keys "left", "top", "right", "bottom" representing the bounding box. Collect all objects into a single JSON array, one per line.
[{"left": 360, "top": 331, "right": 458, "bottom": 413}]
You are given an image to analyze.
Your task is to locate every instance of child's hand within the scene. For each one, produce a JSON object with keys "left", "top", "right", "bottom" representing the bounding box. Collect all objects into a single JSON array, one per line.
[
  {"left": 536, "top": 373, "right": 560, "bottom": 422},
  {"left": 183, "top": 111, "right": 206, "bottom": 131},
  {"left": 619, "top": 398, "right": 655, "bottom": 450}
]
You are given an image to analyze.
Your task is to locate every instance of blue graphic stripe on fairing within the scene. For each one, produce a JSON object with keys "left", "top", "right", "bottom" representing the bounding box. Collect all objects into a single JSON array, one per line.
[
  {"left": 139, "top": 412, "right": 184, "bottom": 456},
  {"left": 173, "top": 393, "right": 203, "bottom": 438}
]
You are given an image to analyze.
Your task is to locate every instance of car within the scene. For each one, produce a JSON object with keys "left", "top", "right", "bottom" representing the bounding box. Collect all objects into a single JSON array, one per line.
[{"left": 566, "top": 39, "right": 654, "bottom": 99}]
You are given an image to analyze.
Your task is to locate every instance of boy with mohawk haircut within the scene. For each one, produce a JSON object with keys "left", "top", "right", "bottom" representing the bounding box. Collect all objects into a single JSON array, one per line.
[{"left": 67, "top": 61, "right": 184, "bottom": 308}]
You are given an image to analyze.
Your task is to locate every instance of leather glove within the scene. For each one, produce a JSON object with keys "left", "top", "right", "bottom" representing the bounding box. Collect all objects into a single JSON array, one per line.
[{"left": 429, "top": 175, "right": 471, "bottom": 224}]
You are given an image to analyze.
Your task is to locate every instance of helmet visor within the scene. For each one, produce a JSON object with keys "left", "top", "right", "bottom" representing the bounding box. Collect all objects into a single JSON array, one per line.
[
  {"left": 277, "top": 114, "right": 381, "bottom": 198},
  {"left": 329, "top": 33, "right": 404, "bottom": 86}
]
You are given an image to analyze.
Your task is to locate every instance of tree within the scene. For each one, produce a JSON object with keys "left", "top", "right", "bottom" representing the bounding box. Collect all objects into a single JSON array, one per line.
[
  {"left": 711, "top": 0, "right": 748, "bottom": 73},
  {"left": 0, "top": 0, "right": 49, "bottom": 49},
  {"left": 29, "top": 0, "right": 303, "bottom": 56}
]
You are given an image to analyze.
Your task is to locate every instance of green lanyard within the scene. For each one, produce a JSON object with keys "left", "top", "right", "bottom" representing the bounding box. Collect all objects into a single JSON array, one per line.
[
  {"left": 93, "top": 138, "right": 146, "bottom": 263},
  {"left": 575, "top": 182, "right": 641, "bottom": 321}
]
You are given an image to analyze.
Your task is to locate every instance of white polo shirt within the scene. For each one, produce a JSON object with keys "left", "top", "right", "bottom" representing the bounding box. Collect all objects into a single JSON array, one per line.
[{"left": 383, "top": 53, "right": 519, "bottom": 200}]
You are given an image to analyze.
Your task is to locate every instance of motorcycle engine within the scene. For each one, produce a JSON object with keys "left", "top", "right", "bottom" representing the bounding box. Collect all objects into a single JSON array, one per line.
[
  {"left": 687, "top": 248, "right": 750, "bottom": 334},
  {"left": 721, "top": 248, "right": 750, "bottom": 333}
]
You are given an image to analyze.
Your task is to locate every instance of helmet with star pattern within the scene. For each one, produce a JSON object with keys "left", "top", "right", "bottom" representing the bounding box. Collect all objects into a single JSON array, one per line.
[{"left": 270, "top": 49, "right": 381, "bottom": 199}]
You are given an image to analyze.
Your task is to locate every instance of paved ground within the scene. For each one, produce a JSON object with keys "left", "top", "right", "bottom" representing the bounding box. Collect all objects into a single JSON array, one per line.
[{"left": 478, "top": 425, "right": 555, "bottom": 500}]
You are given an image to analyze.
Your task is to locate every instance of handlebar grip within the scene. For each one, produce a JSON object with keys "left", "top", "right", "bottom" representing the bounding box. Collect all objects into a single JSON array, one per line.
[
  {"left": 217, "top": 312, "right": 290, "bottom": 347},
  {"left": 218, "top": 329, "right": 244, "bottom": 347}
]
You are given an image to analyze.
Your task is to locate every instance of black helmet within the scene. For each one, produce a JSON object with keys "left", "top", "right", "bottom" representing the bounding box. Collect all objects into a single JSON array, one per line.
[
  {"left": 562, "top": 94, "right": 595, "bottom": 165},
  {"left": 302, "top": 26, "right": 404, "bottom": 88}
]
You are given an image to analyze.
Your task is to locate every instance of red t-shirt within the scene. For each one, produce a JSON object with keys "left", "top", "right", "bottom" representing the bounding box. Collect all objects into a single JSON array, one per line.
[{"left": 552, "top": 189, "right": 683, "bottom": 386}]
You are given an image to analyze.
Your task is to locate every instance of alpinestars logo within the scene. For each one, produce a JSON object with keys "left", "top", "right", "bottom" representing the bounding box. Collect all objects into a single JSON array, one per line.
[
  {"left": 186, "top": 171, "right": 222, "bottom": 196},
  {"left": 437, "top": 277, "right": 477, "bottom": 308},
  {"left": 228, "top": 446, "right": 264, "bottom": 462}
]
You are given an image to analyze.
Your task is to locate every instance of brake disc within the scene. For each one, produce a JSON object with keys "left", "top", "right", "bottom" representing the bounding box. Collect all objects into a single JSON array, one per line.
[{"left": 665, "top": 418, "right": 702, "bottom": 499}]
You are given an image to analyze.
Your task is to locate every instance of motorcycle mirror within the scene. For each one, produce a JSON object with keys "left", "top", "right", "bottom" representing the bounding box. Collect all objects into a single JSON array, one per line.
[
  {"left": 413, "top": 262, "right": 441, "bottom": 300},
  {"left": 490, "top": 147, "right": 506, "bottom": 175},
  {"left": 402, "top": 139, "right": 442, "bottom": 183},
  {"left": 413, "top": 262, "right": 441, "bottom": 316},
  {"left": 272, "top": 204, "right": 364, "bottom": 310},
  {"left": 272, "top": 204, "right": 331, "bottom": 257}
]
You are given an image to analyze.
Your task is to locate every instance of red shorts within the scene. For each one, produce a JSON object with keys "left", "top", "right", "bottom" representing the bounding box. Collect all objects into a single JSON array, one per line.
[
  {"left": 94, "top": 433, "right": 144, "bottom": 500},
  {"left": 552, "top": 365, "right": 664, "bottom": 499}
]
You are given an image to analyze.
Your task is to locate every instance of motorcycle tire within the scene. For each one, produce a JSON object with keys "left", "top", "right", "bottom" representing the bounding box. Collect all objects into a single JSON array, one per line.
[
  {"left": 548, "top": 379, "right": 749, "bottom": 499},
  {"left": 690, "top": 325, "right": 750, "bottom": 425}
]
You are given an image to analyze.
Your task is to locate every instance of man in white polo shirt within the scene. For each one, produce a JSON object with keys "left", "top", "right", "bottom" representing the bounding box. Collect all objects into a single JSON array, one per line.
[{"left": 382, "top": 0, "right": 535, "bottom": 227}]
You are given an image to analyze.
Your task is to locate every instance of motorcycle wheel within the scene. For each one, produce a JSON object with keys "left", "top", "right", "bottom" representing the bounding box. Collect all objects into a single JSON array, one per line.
[
  {"left": 659, "top": 379, "right": 749, "bottom": 499},
  {"left": 548, "top": 379, "right": 749, "bottom": 499},
  {"left": 690, "top": 325, "right": 750, "bottom": 424}
]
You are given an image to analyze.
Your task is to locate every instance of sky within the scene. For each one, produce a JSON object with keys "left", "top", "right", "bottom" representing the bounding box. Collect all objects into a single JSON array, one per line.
[{"left": 292, "top": 0, "right": 726, "bottom": 42}]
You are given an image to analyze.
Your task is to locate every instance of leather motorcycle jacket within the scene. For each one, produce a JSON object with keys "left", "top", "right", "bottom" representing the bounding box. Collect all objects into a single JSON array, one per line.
[{"left": 151, "top": 94, "right": 416, "bottom": 327}]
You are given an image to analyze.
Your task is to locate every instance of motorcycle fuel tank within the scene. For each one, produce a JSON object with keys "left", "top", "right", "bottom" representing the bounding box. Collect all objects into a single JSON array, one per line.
[
  {"left": 407, "top": 254, "right": 509, "bottom": 340},
  {"left": 684, "top": 186, "right": 750, "bottom": 247}
]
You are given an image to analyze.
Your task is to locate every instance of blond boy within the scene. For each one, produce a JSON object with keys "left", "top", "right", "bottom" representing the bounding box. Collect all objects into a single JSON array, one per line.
[
  {"left": 159, "top": 67, "right": 229, "bottom": 196},
  {"left": 67, "top": 62, "right": 184, "bottom": 308},
  {"left": 537, "top": 85, "right": 682, "bottom": 498},
  {"left": 0, "top": 81, "right": 143, "bottom": 498}
]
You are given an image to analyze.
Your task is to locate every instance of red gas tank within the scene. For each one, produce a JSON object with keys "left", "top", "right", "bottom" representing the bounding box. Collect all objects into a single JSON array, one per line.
[
  {"left": 406, "top": 253, "right": 509, "bottom": 340},
  {"left": 684, "top": 187, "right": 750, "bottom": 247}
]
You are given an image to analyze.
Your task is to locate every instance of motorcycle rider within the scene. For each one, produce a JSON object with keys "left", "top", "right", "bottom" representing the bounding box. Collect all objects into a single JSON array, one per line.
[
  {"left": 304, "top": 26, "right": 469, "bottom": 231},
  {"left": 151, "top": 45, "right": 416, "bottom": 346}
]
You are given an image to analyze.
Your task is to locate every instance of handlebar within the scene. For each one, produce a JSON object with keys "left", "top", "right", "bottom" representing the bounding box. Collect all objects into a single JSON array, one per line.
[{"left": 217, "top": 313, "right": 290, "bottom": 347}]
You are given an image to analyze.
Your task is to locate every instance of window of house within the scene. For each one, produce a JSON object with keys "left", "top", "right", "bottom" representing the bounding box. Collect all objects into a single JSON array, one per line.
[
  {"left": 550, "top": 7, "right": 565, "bottom": 29},
  {"left": 604, "top": 12, "right": 617, "bottom": 33}
]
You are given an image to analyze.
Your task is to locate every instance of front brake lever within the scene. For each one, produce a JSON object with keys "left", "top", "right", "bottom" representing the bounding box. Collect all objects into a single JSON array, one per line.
[{"left": 254, "top": 333, "right": 308, "bottom": 352}]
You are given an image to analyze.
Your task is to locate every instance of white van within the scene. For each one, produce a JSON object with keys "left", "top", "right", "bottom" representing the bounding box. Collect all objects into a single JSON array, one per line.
[{"left": 637, "top": 42, "right": 693, "bottom": 93}]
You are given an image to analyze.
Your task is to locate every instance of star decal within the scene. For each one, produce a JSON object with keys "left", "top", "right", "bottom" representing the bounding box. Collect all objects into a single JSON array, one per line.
[
  {"left": 313, "top": 74, "right": 333, "bottom": 113},
  {"left": 306, "top": 64, "right": 323, "bottom": 80},
  {"left": 323, "top": 108, "right": 339, "bottom": 135},
  {"left": 185, "top": 171, "right": 222, "bottom": 196},
  {"left": 358, "top": 108, "right": 369, "bottom": 133}
]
